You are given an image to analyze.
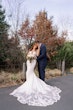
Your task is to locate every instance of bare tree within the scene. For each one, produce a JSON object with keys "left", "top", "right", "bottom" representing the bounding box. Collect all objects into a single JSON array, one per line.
[
  {"left": 4, "top": 0, "right": 26, "bottom": 42},
  {"left": 58, "top": 16, "right": 73, "bottom": 40}
]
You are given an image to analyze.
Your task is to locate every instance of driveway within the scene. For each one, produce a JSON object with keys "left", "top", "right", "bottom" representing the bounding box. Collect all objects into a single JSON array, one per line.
[{"left": 0, "top": 74, "right": 73, "bottom": 110}]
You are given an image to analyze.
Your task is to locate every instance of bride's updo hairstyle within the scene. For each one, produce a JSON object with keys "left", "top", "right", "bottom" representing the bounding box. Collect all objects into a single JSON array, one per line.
[
  {"left": 34, "top": 40, "right": 41, "bottom": 50},
  {"left": 28, "top": 43, "right": 35, "bottom": 51},
  {"left": 28, "top": 40, "right": 40, "bottom": 51}
]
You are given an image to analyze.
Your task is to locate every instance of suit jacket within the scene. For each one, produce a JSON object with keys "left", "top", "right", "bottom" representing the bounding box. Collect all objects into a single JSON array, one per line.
[{"left": 37, "top": 44, "right": 47, "bottom": 64}]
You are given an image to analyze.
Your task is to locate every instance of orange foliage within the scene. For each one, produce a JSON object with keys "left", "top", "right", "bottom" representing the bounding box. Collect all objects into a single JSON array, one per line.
[
  {"left": 33, "top": 11, "right": 65, "bottom": 57},
  {"left": 18, "top": 18, "right": 35, "bottom": 44}
]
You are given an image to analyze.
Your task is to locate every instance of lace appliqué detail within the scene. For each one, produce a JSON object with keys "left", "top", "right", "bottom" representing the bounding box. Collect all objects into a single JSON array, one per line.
[{"left": 10, "top": 85, "right": 61, "bottom": 106}]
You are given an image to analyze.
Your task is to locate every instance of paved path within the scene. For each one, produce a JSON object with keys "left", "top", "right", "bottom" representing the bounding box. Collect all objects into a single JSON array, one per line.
[{"left": 0, "top": 74, "right": 73, "bottom": 110}]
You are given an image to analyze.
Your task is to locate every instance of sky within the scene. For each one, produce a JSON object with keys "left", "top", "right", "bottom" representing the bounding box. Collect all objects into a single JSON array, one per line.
[{"left": 1, "top": 0, "right": 73, "bottom": 40}]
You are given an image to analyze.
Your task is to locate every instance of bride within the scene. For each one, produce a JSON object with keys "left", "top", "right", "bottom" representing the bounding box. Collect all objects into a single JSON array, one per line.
[{"left": 10, "top": 43, "right": 61, "bottom": 106}]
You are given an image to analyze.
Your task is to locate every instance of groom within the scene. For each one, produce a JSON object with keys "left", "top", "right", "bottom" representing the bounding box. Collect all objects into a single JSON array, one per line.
[{"left": 35, "top": 41, "right": 48, "bottom": 81}]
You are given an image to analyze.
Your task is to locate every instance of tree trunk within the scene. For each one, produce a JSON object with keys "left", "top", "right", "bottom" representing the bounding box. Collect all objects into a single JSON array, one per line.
[
  {"left": 56, "top": 60, "right": 61, "bottom": 70},
  {"left": 62, "top": 59, "right": 65, "bottom": 75},
  {"left": 22, "top": 62, "right": 27, "bottom": 79}
]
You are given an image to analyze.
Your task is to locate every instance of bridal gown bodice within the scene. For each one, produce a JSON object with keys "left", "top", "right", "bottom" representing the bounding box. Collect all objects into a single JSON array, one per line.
[
  {"left": 26, "top": 60, "right": 36, "bottom": 80},
  {"left": 10, "top": 51, "right": 61, "bottom": 106}
]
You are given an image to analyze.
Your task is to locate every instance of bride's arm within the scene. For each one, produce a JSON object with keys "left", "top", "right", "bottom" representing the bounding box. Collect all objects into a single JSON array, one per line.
[{"left": 36, "top": 46, "right": 40, "bottom": 57}]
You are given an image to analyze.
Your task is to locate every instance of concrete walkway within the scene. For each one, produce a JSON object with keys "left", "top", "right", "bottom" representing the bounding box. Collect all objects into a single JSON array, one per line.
[{"left": 0, "top": 74, "right": 73, "bottom": 110}]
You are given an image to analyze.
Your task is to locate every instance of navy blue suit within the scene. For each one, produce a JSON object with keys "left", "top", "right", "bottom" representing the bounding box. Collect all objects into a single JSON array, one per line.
[{"left": 37, "top": 44, "right": 47, "bottom": 81}]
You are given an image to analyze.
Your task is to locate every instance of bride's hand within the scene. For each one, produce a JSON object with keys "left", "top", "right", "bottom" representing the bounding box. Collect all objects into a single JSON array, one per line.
[
  {"left": 38, "top": 44, "right": 41, "bottom": 49},
  {"left": 36, "top": 44, "right": 40, "bottom": 56},
  {"left": 33, "top": 45, "right": 37, "bottom": 50}
]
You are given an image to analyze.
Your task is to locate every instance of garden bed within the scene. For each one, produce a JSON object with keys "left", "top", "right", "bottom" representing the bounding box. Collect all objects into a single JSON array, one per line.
[{"left": 0, "top": 67, "right": 73, "bottom": 88}]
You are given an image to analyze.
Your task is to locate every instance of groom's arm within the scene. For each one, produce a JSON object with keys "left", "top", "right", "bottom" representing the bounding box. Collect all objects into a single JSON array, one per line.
[{"left": 37, "top": 45, "right": 46, "bottom": 60}]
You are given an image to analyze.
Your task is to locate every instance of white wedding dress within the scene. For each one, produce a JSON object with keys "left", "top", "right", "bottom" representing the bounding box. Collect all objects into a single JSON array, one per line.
[{"left": 10, "top": 51, "right": 61, "bottom": 106}]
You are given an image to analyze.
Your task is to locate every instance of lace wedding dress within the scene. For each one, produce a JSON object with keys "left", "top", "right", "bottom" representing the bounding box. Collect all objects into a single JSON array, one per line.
[{"left": 10, "top": 51, "right": 61, "bottom": 106}]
